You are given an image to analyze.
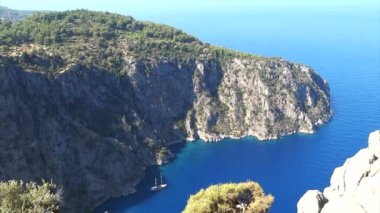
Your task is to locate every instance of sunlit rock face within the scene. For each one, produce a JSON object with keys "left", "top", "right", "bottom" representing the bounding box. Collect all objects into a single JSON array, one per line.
[{"left": 298, "top": 130, "right": 380, "bottom": 213}]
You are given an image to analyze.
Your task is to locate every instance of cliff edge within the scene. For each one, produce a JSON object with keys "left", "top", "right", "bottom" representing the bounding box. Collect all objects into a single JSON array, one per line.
[{"left": 297, "top": 130, "right": 380, "bottom": 213}]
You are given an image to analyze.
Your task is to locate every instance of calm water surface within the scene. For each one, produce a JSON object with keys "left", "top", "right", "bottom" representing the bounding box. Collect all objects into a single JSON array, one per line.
[{"left": 95, "top": 6, "right": 380, "bottom": 213}]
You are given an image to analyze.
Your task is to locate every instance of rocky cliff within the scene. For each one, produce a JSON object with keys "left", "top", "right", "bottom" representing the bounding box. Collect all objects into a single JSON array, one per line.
[
  {"left": 297, "top": 130, "right": 380, "bottom": 213},
  {"left": 124, "top": 56, "right": 331, "bottom": 142},
  {"left": 0, "top": 10, "right": 331, "bottom": 212}
]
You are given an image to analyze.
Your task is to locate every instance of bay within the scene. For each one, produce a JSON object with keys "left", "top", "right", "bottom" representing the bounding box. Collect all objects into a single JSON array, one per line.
[{"left": 95, "top": 6, "right": 380, "bottom": 213}]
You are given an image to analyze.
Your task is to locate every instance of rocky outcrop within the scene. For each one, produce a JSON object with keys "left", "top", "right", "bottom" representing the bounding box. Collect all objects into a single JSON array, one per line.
[
  {"left": 126, "top": 57, "right": 331, "bottom": 142},
  {"left": 298, "top": 190, "right": 327, "bottom": 213},
  {"left": 297, "top": 130, "right": 380, "bottom": 213}
]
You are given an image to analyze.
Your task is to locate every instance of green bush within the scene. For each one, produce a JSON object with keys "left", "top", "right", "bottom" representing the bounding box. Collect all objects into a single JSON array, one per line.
[
  {"left": 0, "top": 180, "right": 61, "bottom": 213},
  {"left": 183, "top": 181, "right": 274, "bottom": 213}
]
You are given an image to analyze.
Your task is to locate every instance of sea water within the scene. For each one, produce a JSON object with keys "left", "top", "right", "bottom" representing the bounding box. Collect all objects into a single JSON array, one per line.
[{"left": 95, "top": 6, "right": 380, "bottom": 213}]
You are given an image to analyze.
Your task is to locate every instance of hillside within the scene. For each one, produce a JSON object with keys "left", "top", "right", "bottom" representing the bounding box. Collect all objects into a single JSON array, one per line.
[
  {"left": 0, "top": 6, "right": 36, "bottom": 21},
  {"left": 0, "top": 10, "right": 331, "bottom": 212}
]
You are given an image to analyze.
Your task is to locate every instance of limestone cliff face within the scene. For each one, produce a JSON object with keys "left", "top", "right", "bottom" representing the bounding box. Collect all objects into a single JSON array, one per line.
[
  {"left": 0, "top": 53, "right": 331, "bottom": 211},
  {"left": 126, "top": 57, "right": 331, "bottom": 142},
  {"left": 297, "top": 130, "right": 380, "bottom": 213}
]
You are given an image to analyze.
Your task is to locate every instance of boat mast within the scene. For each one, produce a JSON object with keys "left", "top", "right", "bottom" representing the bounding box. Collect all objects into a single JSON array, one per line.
[
  {"left": 160, "top": 173, "right": 163, "bottom": 185},
  {"left": 155, "top": 177, "right": 157, "bottom": 186}
]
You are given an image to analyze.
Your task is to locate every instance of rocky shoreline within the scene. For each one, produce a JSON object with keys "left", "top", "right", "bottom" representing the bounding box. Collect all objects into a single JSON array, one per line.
[
  {"left": 192, "top": 128, "right": 316, "bottom": 142},
  {"left": 297, "top": 130, "right": 380, "bottom": 213}
]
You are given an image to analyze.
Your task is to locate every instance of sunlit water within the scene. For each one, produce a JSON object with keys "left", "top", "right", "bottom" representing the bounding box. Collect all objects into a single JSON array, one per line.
[{"left": 95, "top": 6, "right": 380, "bottom": 213}]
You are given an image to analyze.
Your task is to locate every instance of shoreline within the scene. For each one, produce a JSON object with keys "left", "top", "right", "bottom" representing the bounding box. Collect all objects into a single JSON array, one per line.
[{"left": 93, "top": 122, "right": 329, "bottom": 211}]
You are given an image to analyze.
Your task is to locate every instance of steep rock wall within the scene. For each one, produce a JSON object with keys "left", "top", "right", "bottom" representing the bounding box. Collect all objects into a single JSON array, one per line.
[
  {"left": 298, "top": 130, "right": 380, "bottom": 213},
  {"left": 0, "top": 51, "right": 331, "bottom": 211}
]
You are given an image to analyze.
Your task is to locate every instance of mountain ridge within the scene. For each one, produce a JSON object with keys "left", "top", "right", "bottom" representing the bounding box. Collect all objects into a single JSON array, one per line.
[{"left": 0, "top": 6, "right": 36, "bottom": 21}]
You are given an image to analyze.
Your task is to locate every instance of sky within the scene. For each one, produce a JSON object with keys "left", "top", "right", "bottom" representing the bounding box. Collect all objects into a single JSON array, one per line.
[{"left": 1, "top": 0, "right": 379, "bottom": 17}]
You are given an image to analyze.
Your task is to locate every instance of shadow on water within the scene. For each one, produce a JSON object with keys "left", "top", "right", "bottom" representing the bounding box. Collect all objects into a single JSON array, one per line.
[{"left": 93, "top": 141, "right": 187, "bottom": 213}]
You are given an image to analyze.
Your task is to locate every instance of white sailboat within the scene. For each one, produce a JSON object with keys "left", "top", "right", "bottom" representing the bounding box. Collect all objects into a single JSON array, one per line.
[{"left": 150, "top": 173, "right": 167, "bottom": 191}]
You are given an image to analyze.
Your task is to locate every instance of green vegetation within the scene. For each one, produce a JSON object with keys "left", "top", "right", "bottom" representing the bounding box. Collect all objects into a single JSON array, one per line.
[
  {"left": 175, "top": 119, "right": 186, "bottom": 130},
  {"left": 0, "top": 180, "right": 61, "bottom": 213},
  {"left": 156, "top": 146, "right": 170, "bottom": 157},
  {"left": 183, "top": 181, "right": 274, "bottom": 213},
  {"left": 0, "top": 10, "right": 258, "bottom": 74},
  {"left": 155, "top": 146, "right": 172, "bottom": 162}
]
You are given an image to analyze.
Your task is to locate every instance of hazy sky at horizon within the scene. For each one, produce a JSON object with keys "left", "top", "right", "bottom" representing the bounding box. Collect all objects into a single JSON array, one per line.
[{"left": 1, "top": 0, "right": 379, "bottom": 17}]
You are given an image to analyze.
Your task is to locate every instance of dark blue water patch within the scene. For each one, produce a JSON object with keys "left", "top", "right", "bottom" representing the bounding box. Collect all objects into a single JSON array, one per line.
[
  {"left": 94, "top": 142, "right": 188, "bottom": 213},
  {"left": 95, "top": 6, "right": 380, "bottom": 213}
]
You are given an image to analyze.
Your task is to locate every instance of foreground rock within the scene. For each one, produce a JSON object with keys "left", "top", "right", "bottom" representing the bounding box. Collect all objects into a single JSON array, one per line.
[
  {"left": 0, "top": 10, "right": 331, "bottom": 212},
  {"left": 297, "top": 130, "right": 380, "bottom": 213}
]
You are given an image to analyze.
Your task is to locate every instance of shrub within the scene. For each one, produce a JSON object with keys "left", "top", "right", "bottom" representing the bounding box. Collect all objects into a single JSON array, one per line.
[
  {"left": 0, "top": 180, "right": 61, "bottom": 213},
  {"left": 183, "top": 181, "right": 273, "bottom": 213}
]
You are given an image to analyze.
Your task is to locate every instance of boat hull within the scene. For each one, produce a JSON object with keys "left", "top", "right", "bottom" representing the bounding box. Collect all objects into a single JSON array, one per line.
[{"left": 150, "top": 184, "right": 167, "bottom": 191}]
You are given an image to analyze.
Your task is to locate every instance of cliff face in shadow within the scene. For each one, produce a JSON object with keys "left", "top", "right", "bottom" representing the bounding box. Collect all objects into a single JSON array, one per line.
[
  {"left": 0, "top": 61, "right": 152, "bottom": 211},
  {"left": 0, "top": 10, "right": 331, "bottom": 212}
]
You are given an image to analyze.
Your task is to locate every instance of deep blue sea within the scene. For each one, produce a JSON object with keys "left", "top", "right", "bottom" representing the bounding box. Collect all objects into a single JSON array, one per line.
[{"left": 95, "top": 6, "right": 380, "bottom": 213}]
